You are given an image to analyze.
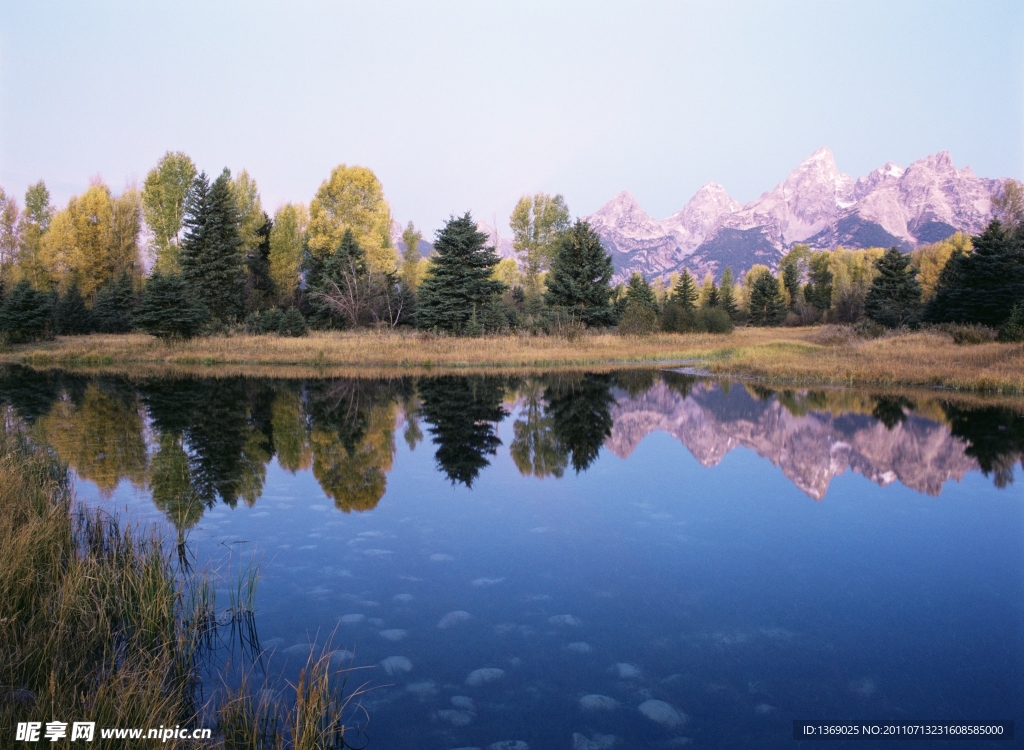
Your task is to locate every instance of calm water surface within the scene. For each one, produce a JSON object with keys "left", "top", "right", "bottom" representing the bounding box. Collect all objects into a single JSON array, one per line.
[{"left": 3, "top": 367, "right": 1022, "bottom": 749}]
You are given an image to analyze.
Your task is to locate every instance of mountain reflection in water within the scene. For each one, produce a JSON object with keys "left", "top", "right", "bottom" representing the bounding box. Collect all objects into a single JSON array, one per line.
[{"left": 0, "top": 366, "right": 1021, "bottom": 526}]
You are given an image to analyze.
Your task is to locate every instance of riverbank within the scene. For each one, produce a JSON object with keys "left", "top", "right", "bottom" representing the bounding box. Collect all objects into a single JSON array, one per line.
[{"left": 4, "top": 327, "right": 1023, "bottom": 394}]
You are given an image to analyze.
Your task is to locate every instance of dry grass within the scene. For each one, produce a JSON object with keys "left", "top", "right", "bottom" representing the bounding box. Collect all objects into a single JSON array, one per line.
[
  {"left": 5, "top": 326, "right": 1024, "bottom": 393},
  {"left": 710, "top": 328, "right": 1024, "bottom": 394}
]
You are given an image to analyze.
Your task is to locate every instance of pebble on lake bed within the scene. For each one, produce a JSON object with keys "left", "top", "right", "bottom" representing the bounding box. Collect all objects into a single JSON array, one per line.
[
  {"left": 380, "top": 656, "right": 413, "bottom": 675},
  {"left": 579, "top": 694, "right": 618, "bottom": 711},
  {"left": 438, "top": 610, "right": 473, "bottom": 628},
  {"left": 465, "top": 667, "right": 505, "bottom": 686},
  {"left": 548, "top": 614, "right": 582, "bottom": 626},
  {"left": 614, "top": 662, "right": 641, "bottom": 679},
  {"left": 572, "top": 733, "right": 617, "bottom": 750},
  {"left": 566, "top": 642, "right": 592, "bottom": 653},
  {"left": 488, "top": 743, "right": 528, "bottom": 750},
  {"left": 380, "top": 628, "right": 407, "bottom": 641},
  {"left": 339, "top": 614, "right": 365, "bottom": 624},
  {"left": 638, "top": 699, "right": 687, "bottom": 728}
]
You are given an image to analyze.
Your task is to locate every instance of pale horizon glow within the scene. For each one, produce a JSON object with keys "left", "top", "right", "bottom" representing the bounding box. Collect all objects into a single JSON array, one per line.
[{"left": 1, "top": 0, "right": 1021, "bottom": 237}]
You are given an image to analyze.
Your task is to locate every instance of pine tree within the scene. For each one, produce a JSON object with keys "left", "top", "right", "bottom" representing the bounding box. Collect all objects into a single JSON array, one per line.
[
  {"left": 672, "top": 270, "right": 698, "bottom": 310},
  {"left": 92, "top": 270, "right": 136, "bottom": 333},
  {"left": 278, "top": 307, "right": 307, "bottom": 337},
  {"left": 180, "top": 169, "right": 245, "bottom": 323},
  {"left": 719, "top": 268, "right": 739, "bottom": 320},
  {"left": 624, "top": 273, "right": 658, "bottom": 313},
  {"left": 864, "top": 247, "right": 922, "bottom": 328},
  {"left": 54, "top": 281, "right": 93, "bottom": 335},
  {"left": 925, "top": 219, "right": 1024, "bottom": 327},
  {"left": 244, "top": 213, "right": 276, "bottom": 314},
  {"left": 416, "top": 213, "right": 505, "bottom": 333},
  {"left": 544, "top": 219, "right": 615, "bottom": 327},
  {"left": 747, "top": 269, "right": 786, "bottom": 326},
  {"left": 0, "top": 279, "right": 52, "bottom": 342},
  {"left": 135, "top": 272, "right": 208, "bottom": 339},
  {"left": 782, "top": 259, "right": 801, "bottom": 308}
]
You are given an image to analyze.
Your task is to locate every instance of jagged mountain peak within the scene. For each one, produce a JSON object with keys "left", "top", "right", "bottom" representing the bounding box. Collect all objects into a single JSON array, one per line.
[{"left": 583, "top": 148, "right": 1005, "bottom": 284}]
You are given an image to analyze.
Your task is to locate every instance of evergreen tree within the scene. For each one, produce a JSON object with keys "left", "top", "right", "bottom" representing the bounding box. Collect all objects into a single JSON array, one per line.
[
  {"left": 782, "top": 259, "right": 801, "bottom": 308},
  {"left": 864, "top": 247, "right": 922, "bottom": 328},
  {"left": 544, "top": 219, "right": 615, "bottom": 327},
  {"left": 92, "top": 270, "right": 136, "bottom": 333},
  {"left": 180, "top": 169, "right": 246, "bottom": 323},
  {"left": 747, "top": 269, "right": 786, "bottom": 326},
  {"left": 0, "top": 279, "right": 52, "bottom": 342},
  {"left": 245, "top": 213, "right": 277, "bottom": 314},
  {"left": 135, "top": 272, "right": 208, "bottom": 339},
  {"left": 418, "top": 375, "right": 507, "bottom": 486},
  {"left": 804, "top": 253, "right": 834, "bottom": 312},
  {"left": 700, "top": 272, "right": 716, "bottom": 307},
  {"left": 545, "top": 374, "right": 615, "bottom": 473},
  {"left": 672, "top": 270, "right": 698, "bottom": 310},
  {"left": 416, "top": 213, "right": 505, "bottom": 333},
  {"left": 719, "top": 267, "right": 739, "bottom": 319},
  {"left": 54, "top": 281, "right": 92, "bottom": 335},
  {"left": 624, "top": 272, "right": 658, "bottom": 313},
  {"left": 278, "top": 307, "right": 308, "bottom": 337},
  {"left": 924, "top": 219, "right": 1024, "bottom": 327}
]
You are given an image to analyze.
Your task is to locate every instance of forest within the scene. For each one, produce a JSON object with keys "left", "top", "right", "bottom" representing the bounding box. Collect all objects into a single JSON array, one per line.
[{"left": 0, "top": 153, "right": 1022, "bottom": 344}]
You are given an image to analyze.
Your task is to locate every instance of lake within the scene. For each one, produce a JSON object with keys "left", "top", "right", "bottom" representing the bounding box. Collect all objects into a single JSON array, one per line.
[{"left": 2, "top": 366, "right": 1021, "bottom": 749}]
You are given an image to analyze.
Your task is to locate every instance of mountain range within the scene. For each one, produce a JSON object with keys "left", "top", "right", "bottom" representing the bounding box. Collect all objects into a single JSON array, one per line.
[
  {"left": 585, "top": 148, "right": 1006, "bottom": 282},
  {"left": 393, "top": 148, "right": 1007, "bottom": 284}
]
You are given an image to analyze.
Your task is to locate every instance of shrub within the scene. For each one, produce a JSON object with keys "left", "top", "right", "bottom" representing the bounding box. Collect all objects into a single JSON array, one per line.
[
  {"left": 277, "top": 307, "right": 308, "bottom": 337},
  {"left": 810, "top": 325, "right": 856, "bottom": 346},
  {"left": 245, "top": 308, "right": 284, "bottom": 335},
  {"left": 695, "top": 306, "right": 733, "bottom": 334},
  {"left": 618, "top": 302, "right": 659, "bottom": 335},
  {"left": 998, "top": 303, "right": 1024, "bottom": 342},
  {"left": 942, "top": 323, "right": 998, "bottom": 345}
]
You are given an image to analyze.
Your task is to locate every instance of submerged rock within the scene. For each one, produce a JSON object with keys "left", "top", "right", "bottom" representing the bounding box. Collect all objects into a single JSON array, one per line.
[
  {"left": 451, "top": 695, "right": 475, "bottom": 710},
  {"left": 380, "top": 628, "right": 407, "bottom": 641},
  {"left": 638, "top": 699, "right": 687, "bottom": 728},
  {"left": 438, "top": 610, "right": 473, "bottom": 629},
  {"left": 339, "top": 613, "right": 365, "bottom": 624},
  {"left": 465, "top": 667, "right": 505, "bottom": 686},
  {"left": 548, "top": 614, "right": 582, "bottom": 626},
  {"left": 406, "top": 681, "right": 437, "bottom": 699},
  {"left": 436, "top": 709, "right": 474, "bottom": 727},
  {"left": 328, "top": 649, "right": 354, "bottom": 667},
  {"left": 380, "top": 656, "right": 413, "bottom": 675},
  {"left": 566, "top": 642, "right": 592, "bottom": 654},
  {"left": 579, "top": 694, "right": 618, "bottom": 711},
  {"left": 488, "top": 742, "right": 528, "bottom": 750},
  {"left": 614, "top": 662, "right": 641, "bottom": 679},
  {"left": 572, "top": 733, "right": 617, "bottom": 750}
]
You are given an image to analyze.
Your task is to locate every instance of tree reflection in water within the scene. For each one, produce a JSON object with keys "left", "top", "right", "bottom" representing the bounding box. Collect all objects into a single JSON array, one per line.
[{"left": 0, "top": 366, "right": 1020, "bottom": 535}]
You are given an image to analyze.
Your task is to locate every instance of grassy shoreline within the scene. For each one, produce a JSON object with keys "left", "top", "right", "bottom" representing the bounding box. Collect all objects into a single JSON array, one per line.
[{"left": 3, "top": 327, "right": 1024, "bottom": 394}]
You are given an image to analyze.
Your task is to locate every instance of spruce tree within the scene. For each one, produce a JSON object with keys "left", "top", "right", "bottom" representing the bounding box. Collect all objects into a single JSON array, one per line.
[
  {"left": 864, "top": 247, "right": 922, "bottom": 328},
  {"left": 719, "top": 267, "right": 739, "bottom": 319},
  {"left": 245, "top": 213, "right": 277, "bottom": 314},
  {"left": 54, "top": 281, "right": 92, "bottom": 335},
  {"left": 92, "top": 270, "right": 136, "bottom": 333},
  {"left": 672, "top": 270, "right": 698, "bottom": 310},
  {"left": 180, "top": 169, "right": 246, "bottom": 323},
  {"left": 416, "top": 213, "right": 505, "bottom": 333},
  {"left": 624, "top": 273, "right": 658, "bottom": 313},
  {"left": 925, "top": 219, "right": 1024, "bottom": 327},
  {"left": 544, "top": 219, "right": 615, "bottom": 327},
  {"left": 747, "top": 269, "right": 786, "bottom": 326},
  {"left": 782, "top": 259, "right": 801, "bottom": 308},
  {"left": 278, "top": 307, "right": 308, "bottom": 337},
  {"left": 0, "top": 279, "right": 52, "bottom": 342},
  {"left": 135, "top": 272, "right": 208, "bottom": 339}
]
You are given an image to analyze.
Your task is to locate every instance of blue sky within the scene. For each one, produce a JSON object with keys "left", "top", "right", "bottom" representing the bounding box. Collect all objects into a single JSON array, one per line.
[{"left": 1, "top": 1, "right": 1021, "bottom": 234}]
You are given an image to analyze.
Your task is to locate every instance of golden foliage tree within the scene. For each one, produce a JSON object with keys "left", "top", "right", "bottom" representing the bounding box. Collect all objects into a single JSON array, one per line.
[
  {"left": 268, "top": 203, "right": 308, "bottom": 305},
  {"left": 307, "top": 165, "right": 395, "bottom": 274}
]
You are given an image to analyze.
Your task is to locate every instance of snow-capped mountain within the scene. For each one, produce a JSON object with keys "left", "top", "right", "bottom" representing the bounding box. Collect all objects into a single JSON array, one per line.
[{"left": 586, "top": 148, "right": 1007, "bottom": 282}]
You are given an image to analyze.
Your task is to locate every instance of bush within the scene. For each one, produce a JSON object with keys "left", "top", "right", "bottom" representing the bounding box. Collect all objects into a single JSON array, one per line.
[
  {"left": 694, "top": 306, "right": 733, "bottom": 334},
  {"left": 245, "top": 308, "right": 284, "bottom": 335},
  {"left": 941, "top": 323, "right": 998, "bottom": 345},
  {"left": 853, "top": 319, "right": 886, "bottom": 339},
  {"left": 618, "top": 302, "right": 659, "bottom": 335},
  {"left": 277, "top": 307, "right": 308, "bottom": 337},
  {"left": 998, "top": 303, "right": 1024, "bottom": 342},
  {"left": 0, "top": 280, "right": 52, "bottom": 342}
]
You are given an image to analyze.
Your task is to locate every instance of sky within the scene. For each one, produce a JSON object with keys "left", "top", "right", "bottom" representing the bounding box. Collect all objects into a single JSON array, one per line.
[{"left": 1, "top": 0, "right": 1022, "bottom": 236}]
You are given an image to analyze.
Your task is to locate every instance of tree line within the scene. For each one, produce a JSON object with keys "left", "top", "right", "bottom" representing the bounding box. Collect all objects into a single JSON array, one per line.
[{"left": 0, "top": 155, "right": 1021, "bottom": 341}]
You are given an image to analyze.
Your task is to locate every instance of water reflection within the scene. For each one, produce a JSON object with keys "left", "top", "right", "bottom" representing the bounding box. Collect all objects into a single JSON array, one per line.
[{"left": 0, "top": 366, "right": 1021, "bottom": 529}]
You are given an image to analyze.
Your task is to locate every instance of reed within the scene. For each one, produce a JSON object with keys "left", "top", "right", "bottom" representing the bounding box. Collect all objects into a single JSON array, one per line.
[
  {"left": 6, "top": 326, "right": 1024, "bottom": 393},
  {"left": 0, "top": 419, "right": 366, "bottom": 748}
]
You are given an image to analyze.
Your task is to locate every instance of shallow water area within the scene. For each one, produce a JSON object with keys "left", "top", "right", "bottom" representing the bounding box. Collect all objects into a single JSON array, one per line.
[{"left": 4, "top": 366, "right": 1021, "bottom": 749}]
